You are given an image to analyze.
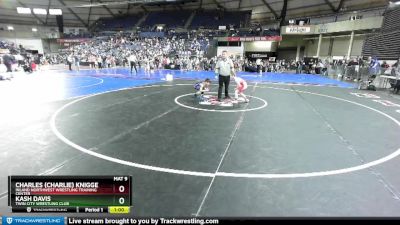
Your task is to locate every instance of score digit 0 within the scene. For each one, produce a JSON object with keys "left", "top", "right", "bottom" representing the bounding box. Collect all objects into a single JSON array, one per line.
[
  {"left": 119, "top": 197, "right": 125, "bottom": 205},
  {"left": 119, "top": 185, "right": 125, "bottom": 193}
]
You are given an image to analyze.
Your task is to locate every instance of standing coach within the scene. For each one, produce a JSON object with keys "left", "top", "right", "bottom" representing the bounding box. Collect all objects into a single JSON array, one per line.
[{"left": 215, "top": 50, "right": 235, "bottom": 101}]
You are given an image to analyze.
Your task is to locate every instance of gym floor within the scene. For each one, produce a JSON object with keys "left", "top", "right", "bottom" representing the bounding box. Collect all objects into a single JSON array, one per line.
[{"left": 1, "top": 68, "right": 400, "bottom": 216}]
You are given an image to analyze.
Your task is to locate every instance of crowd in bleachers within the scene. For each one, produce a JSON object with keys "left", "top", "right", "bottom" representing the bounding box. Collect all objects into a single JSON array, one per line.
[
  {"left": 61, "top": 32, "right": 211, "bottom": 71},
  {"left": 3, "top": 34, "right": 400, "bottom": 78},
  {"left": 58, "top": 29, "right": 299, "bottom": 74},
  {"left": 2, "top": 19, "right": 400, "bottom": 94}
]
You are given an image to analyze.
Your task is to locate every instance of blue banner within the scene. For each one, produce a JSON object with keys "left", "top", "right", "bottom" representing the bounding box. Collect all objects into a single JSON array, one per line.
[
  {"left": 2, "top": 217, "right": 64, "bottom": 225},
  {"left": 139, "top": 32, "right": 165, "bottom": 38}
]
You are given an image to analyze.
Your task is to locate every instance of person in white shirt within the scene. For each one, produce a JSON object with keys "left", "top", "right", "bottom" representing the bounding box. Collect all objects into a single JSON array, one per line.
[
  {"left": 96, "top": 55, "right": 102, "bottom": 69},
  {"left": 15, "top": 54, "right": 24, "bottom": 67},
  {"left": 128, "top": 53, "right": 138, "bottom": 74},
  {"left": 256, "top": 58, "right": 262, "bottom": 73},
  {"left": 143, "top": 57, "right": 150, "bottom": 72},
  {"left": 215, "top": 50, "right": 235, "bottom": 101}
]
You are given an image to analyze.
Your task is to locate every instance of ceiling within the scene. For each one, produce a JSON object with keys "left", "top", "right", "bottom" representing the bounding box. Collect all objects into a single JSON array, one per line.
[{"left": 0, "top": 0, "right": 390, "bottom": 28}]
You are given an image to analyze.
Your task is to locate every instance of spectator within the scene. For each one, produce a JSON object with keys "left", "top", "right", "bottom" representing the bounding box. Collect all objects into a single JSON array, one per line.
[
  {"left": 67, "top": 54, "right": 74, "bottom": 71},
  {"left": 2, "top": 53, "right": 14, "bottom": 72}
]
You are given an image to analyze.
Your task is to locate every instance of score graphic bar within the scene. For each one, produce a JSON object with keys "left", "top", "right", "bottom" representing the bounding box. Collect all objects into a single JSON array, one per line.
[{"left": 8, "top": 176, "right": 132, "bottom": 213}]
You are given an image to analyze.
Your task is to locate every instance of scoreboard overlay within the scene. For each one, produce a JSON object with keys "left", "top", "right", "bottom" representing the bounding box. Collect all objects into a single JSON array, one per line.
[{"left": 8, "top": 176, "right": 132, "bottom": 213}]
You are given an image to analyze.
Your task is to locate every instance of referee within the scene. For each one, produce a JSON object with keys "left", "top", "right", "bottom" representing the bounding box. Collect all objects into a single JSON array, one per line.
[
  {"left": 215, "top": 50, "right": 235, "bottom": 101},
  {"left": 128, "top": 52, "right": 138, "bottom": 74}
]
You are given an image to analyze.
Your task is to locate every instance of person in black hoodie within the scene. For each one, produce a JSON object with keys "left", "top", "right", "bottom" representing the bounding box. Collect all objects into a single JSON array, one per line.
[{"left": 2, "top": 54, "right": 13, "bottom": 72}]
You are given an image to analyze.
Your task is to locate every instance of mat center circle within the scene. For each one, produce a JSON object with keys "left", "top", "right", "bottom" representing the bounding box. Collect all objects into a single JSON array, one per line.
[{"left": 174, "top": 92, "right": 268, "bottom": 112}]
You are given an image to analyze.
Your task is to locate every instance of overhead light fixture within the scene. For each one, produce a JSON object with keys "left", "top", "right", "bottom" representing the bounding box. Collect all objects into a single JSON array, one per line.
[
  {"left": 32, "top": 28, "right": 38, "bottom": 32},
  {"left": 17, "top": 7, "right": 31, "bottom": 14},
  {"left": 33, "top": 8, "right": 47, "bottom": 15},
  {"left": 390, "top": 1, "right": 400, "bottom": 4},
  {"left": 49, "top": 9, "right": 62, "bottom": 15},
  {"left": 7, "top": 26, "right": 14, "bottom": 31}
]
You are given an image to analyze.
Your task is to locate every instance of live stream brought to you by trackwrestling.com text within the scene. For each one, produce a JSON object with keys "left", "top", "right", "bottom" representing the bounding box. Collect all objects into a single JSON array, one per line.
[{"left": 1, "top": 176, "right": 222, "bottom": 225}]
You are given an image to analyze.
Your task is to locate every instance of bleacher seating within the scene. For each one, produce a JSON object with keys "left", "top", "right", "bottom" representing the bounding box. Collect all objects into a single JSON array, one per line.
[
  {"left": 363, "top": 31, "right": 400, "bottom": 60},
  {"left": 141, "top": 11, "right": 192, "bottom": 28},
  {"left": 262, "top": 29, "right": 280, "bottom": 36},
  {"left": 362, "top": 6, "right": 400, "bottom": 60},
  {"left": 190, "top": 11, "right": 220, "bottom": 29},
  {"left": 91, "top": 10, "right": 252, "bottom": 33},
  {"left": 381, "top": 7, "right": 400, "bottom": 33},
  {"left": 96, "top": 14, "right": 142, "bottom": 30},
  {"left": 362, "top": 34, "right": 376, "bottom": 57},
  {"left": 190, "top": 10, "right": 250, "bottom": 29}
]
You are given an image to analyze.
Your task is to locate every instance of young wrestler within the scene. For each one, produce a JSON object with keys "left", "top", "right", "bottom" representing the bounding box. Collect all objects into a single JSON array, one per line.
[
  {"left": 233, "top": 75, "right": 249, "bottom": 103},
  {"left": 194, "top": 78, "right": 211, "bottom": 100}
]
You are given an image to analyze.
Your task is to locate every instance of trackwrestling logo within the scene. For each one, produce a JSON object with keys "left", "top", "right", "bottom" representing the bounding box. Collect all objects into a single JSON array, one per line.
[{"left": 2, "top": 217, "right": 65, "bottom": 225}]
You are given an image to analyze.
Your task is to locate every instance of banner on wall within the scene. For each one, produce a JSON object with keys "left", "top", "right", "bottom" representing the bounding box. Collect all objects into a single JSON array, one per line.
[
  {"left": 245, "top": 51, "right": 277, "bottom": 60},
  {"left": 217, "top": 46, "right": 244, "bottom": 57},
  {"left": 57, "top": 38, "right": 91, "bottom": 43},
  {"left": 317, "top": 24, "right": 328, "bottom": 33},
  {"left": 285, "top": 26, "right": 311, "bottom": 34},
  {"left": 0, "top": 49, "right": 10, "bottom": 54},
  {"left": 227, "top": 36, "right": 282, "bottom": 42}
]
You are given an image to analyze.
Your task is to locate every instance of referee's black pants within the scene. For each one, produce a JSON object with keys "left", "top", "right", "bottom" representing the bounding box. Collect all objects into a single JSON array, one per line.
[
  {"left": 218, "top": 75, "right": 231, "bottom": 100},
  {"left": 5, "top": 63, "right": 12, "bottom": 72},
  {"left": 130, "top": 61, "right": 137, "bottom": 73},
  {"left": 68, "top": 62, "right": 72, "bottom": 71}
]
